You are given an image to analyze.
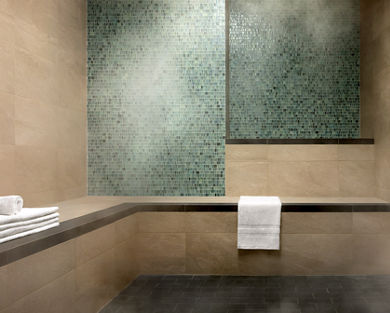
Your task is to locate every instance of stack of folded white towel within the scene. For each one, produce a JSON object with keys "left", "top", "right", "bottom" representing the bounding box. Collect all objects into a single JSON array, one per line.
[{"left": 0, "top": 195, "right": 60, "bottom": 244}]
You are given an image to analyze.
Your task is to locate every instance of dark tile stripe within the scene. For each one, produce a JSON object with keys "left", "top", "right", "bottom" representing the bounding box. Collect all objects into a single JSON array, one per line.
[
  {"left": 0, "top": 201, "right": 389, "bottom": 267},
  {"left": 226, "top": 138, "right": 374, "bottom": 145}
]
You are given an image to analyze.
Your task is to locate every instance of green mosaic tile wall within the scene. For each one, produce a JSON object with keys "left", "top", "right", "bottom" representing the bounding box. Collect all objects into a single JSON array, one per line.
[
  {"left": 229, "top": 0, "right": 360, "bottom": 139},
  {"left": 87, "top": 0, "right": 225, "bottom": 196}
]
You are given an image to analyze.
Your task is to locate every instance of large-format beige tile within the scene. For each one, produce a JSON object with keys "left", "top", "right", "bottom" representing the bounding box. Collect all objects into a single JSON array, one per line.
[
  {"left": 2, "top": 271, "right": 77, "bottom": 313},
  {"left": 57, "top": 149, "right": 86, "bottom": 191},
  {"left": 0, "top": 265, "right": 7, "bottom": 310},
  {"left": 0, "top": 145, "right": 15, "bottom": 196},
  {"left": 238, "top": 249, "right": 282, "bottom": 276},
  {"left": 115, "top": 215, "right": 137, "bottom": 243},
  {"left": 14, "top": 48, "right": 59, "bottom": 105},
  {"left": 8, "top": 0, "right": 60, "bottom": 41},
  {"left": 226, "top": 161, "right": 268, "bottom": 196},
  {"left": 76, "top": 224, "right": 116, "bottom": 265},
  {"left": 282, "top": 213, "right": 352, "bottom": 234},
  {"left": 114, "top": 240, "right": 138, "bottom": 291},
  {"left": 352, "top": 235, "right": 390, "bottom": 274},
  {"left": 186, "top": 233, "right": 239, "bottom": 274},
  {"left": 0, "top": 45, "right": 14, "bottom": 94},
  {"left": 75, "top": 249, "right": 117, "bottom": 313},
  {"left": 280, "top": 234, "right": 353, "bottom": 275},
  {"left": 353, "top": 213, "right": 390, "bottom": 234},
  {"left": 0, "top": 91, "right": 14, "bottom": 145},
  {"left": 21, "top": 189, "right": 60, "bottom": 207},
  {"left": 268, "top": 161, "right": 339, "bottom": 197},
  {"left": 268, "top": 145, "right": 338, "bottom": 161},
  {"left": 225, "top": 145, "right": 268, "bottom": 162},
  {"left": 14, "top": 145, "right": 57, "bottom": 194},
  {"left": 56, "top": 107, "right": 86, "bottom": 149},
  {"left": 6, "top": 240, "right": 76, "bottom": 305},
  {"left": 377, "top": 187, "right": 390, "bottom": 202},
  {"left": 338, "top": 145, "right": 375, "bottom": 161},
  {"left": 376, "top": 147, "right": 390, "bottom": 191},
  {"left": 137, "top": 233, "right": 186, "bottom": 274},
  {"left": 339, "top": 161, "right": 376, "bottom": 197},
  {"left": 185, "top": 212, "right": 237, "bottom": 233},
  {"left": 14, "top": 17, "right": 58, "bottom": 63},
  {"left": 136, "top": 212, "right": 186, "bottom": 233}
]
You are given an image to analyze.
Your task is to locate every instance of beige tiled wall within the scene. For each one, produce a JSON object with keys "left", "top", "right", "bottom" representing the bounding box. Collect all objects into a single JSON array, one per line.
[
  {"left": 0, "top": 0, "right": 87, "bottom": 206},
  {"left": 2, "top": 211, "right": 390, "bottom": 313},
  {"left": 0, "top": 215, "right": 137, "bottom": 313},
  {"left": 361, "top": 0, "right": 390, "bottom": 202},
  {"left": 225, "top": 144, "right": 376, "bottom": 197}
]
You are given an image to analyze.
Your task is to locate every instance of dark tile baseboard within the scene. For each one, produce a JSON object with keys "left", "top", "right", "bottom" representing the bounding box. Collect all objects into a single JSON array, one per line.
[
  {"left": 1, "top": 202, "right": 389, "bottom": 267},
  {"left": 226, "top": 138, "right": 375, "bottom": 144}
]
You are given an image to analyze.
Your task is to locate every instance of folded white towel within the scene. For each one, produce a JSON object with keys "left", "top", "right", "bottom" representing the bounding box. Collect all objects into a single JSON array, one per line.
[
  {"left": 0, "top": 195, "right": 23, "bottom": 215},
  {"left": 0, "top": 207, "right": 58, "bottom": 226},
  {"left": 238, "top": 196, "right": 281, "bottom": 250},
  {"left": 0, "top": 222, "right": 59, "bottom": 244},
  {"left": 0, "top": 212, "right": 59, "bottom": 232},
  {"left": 0, "top": 217, "right": 59, "bottom": 239}
]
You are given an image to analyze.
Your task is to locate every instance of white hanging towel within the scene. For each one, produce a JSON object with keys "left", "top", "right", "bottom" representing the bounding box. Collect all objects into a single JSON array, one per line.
[{"left": 238, "top": 196, "right": 281, "bottom": 250}]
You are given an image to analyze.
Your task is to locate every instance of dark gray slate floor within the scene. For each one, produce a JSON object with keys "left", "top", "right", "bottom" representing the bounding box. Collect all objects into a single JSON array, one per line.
[{"left": 100, "top": 275, "right": 390, "bottom": 313}]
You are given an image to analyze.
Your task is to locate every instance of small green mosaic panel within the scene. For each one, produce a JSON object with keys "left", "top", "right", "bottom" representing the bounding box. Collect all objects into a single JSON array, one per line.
[
  {"left": 88, "top": 0, "right": 225, "bottom": 196},
  {"left": 229, "top": 0, "right": 360, "bottom": 139}
]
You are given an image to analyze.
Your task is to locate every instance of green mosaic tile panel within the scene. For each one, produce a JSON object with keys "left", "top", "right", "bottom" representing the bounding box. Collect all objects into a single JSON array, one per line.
[
  {"left": 229, "top": 0, "right": 360, "bottom": 139},
  {"left": 88, "top": 0, "right": 225, "bottom": 196}
]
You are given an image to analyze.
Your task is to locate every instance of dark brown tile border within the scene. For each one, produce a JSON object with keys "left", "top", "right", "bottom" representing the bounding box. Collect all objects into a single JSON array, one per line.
[
  {"left": 226, "top": 138, "right": 375, "bottom": 145},
  {"left": 0, "top": 202, "right": 389, "bottom": 267}
]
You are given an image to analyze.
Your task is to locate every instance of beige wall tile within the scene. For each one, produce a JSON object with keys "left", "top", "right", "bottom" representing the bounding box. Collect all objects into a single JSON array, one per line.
[
  {"left": 353, "top": 213, "right": 390, "bottom": 234},
  {"left": 282, "top": 213, "right": 352, "bottom": 234},
  {"left": 136, "top": 212, "right": 186, "bottom": 233},
  {"left": 338, "top": 145, "right": 375, "bottom": 161},
  {"left": 226, "top": 161, "right": 268, "bottom": 196},
  {"left": 21, "top": 189, "right": 61, "bottom": 207},
  {"left": 0, "top": 265, "right": 7, "bottom": 310},
  {"left": 0, "top": 91, "right": 14, "bottom": 145},
  {"left": 186, "top": 233, "right": 239, "bottom": 274},
  {"left": 376, "top": 147, "right": 390, "bottom": 191},
  {"left": 114, "top": 240, "right": 138, "bottom": 290},
  {"left": 57, "top": 149, "right": 86, "bottom": 190},
  {"left": 0, "top": 45, "right": 14, "bottom": 94},
  {"left": 75, "top": 249, "right": 117, "bottom": 313},
  {"left": 2, "top": 271, "right": 77, "bottom": 313},
  {"left": 14, "top": 48, "right": 59, "bottom": 105},
  {"left": 339, "top": 161, "right": 376, "bottom": 197},
  {"left": 268, "top": 145, "right": 338, "bottom": 161},
  {"left": 352, "top": 235, "right": 390, "bottom": 274},
  {"left": 185, "top": 212, "right": 237, "bottom": 233},
  {"left": 137, "top": 233, "right": 186, "bottom": 274},
  {"left": 76, "top": 224, "right": 116, "bottom": 266},
  {"left": 14, "top": 145, "right": 57, "bottom": 194},
  {"left": 6, "top": 240, "right": 76, "bottom": 305},
  {"left": 279, "top": 234, "right": 353, "bottom": 275},
  {"left": 377, "top": 187, "right": 390, "bottom": 202},
  {"left": 268, "top": 161, "right": 339, "bottom": 197},
  {"left": 115, "top": 215, "right": 137, "bottom": 243},
  {"left": 226, "top": 145, "right": 268, "bottom": 162},
  {"left": 238, "top": 249, "right": 282, "bottom": 276}
]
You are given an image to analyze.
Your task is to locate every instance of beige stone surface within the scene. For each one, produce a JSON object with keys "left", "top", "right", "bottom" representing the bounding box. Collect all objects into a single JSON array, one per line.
[
  {"left": 137, "top": 233, "right": 186, "bottom": 274},
  {"left": 136, "top": 212, "right": 186, "bottom": 233},
  {"left": 186, "top": 233, "right": 239, "bottom": 274},
  {"left": 185, "top": 212, "right": 237, "bottom": 233},
  {"left": 0, "top": 265, "right": 7, "bottom": 310},
  {"left": 226, "top": 161, "right": 268, "bottom": 196},
  {"left": 75, "top": 249, "right": 118, "bottom": 313},
  {"left": 76, "top": 224, "right": 116, "bottom": 266},
  {"left": 6, "top": 240, "right": 76, "bottom": 305},
  {"left": 1, "top": 271, "right": 77, "bottom": 313},
  {"left": 282, "top": 213, "right": 352, "bottom": 234},
  {"left": 0, "top": 0, "right": 87, "bottom": 207}
]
